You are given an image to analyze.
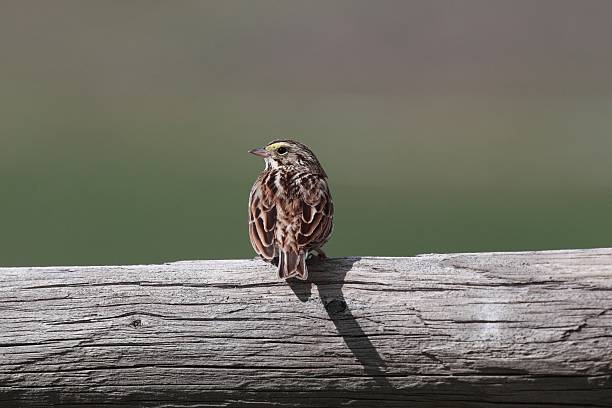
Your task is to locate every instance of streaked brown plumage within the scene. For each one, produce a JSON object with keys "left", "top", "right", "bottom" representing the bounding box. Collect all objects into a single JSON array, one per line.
[{"left": 248, "top": 140, "right": 333, "bottom": 280}]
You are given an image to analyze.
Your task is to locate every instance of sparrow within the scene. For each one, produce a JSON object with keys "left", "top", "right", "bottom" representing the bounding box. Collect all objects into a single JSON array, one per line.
[{"left": 248, "top": 140, "right": 333, "bottom": 280}]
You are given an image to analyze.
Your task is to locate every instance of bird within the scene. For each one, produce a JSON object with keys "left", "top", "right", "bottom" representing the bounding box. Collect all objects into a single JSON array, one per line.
[{"left": 248, "top": 140, "right": 333, "bottom": 280}]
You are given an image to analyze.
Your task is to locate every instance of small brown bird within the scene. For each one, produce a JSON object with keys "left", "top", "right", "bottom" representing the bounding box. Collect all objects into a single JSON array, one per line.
[{"left": 248, "top": 140, "right": 333, "bottom": 280}]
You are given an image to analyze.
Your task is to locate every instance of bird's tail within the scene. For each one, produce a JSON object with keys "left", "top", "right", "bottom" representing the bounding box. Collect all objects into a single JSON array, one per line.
[{"left": 278, "top": 250, "right": 308, "bottom": 280}]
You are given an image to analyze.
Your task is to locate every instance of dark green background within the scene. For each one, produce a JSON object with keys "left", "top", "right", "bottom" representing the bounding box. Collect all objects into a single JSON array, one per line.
[{"left": 1, "top": 1, "right": 611, "bottom": 266}]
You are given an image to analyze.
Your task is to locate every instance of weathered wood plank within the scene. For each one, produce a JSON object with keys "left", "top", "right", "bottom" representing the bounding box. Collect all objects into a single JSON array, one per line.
[{"left": 1, "top": 249, "right": 611, "bottom": 407}]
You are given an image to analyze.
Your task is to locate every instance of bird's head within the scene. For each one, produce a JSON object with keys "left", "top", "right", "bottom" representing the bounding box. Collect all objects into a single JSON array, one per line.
[{"left": 249, "top": 140, "right": 325, "bottom": 175}]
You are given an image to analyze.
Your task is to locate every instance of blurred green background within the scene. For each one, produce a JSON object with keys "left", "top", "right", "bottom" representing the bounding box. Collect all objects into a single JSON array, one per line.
[{"left": 1, "top": 1, "right": 611, "bottom": 266}]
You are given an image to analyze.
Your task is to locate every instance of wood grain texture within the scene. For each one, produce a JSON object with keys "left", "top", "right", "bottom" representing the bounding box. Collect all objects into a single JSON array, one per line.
[{"left": 1, "top": 249, "right": 611, "bottom": 407}]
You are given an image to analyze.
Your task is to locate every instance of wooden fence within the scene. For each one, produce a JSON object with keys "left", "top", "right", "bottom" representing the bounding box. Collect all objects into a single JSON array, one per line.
[{"left": 1, "top": 248, "right": 611, "bottom": 407}]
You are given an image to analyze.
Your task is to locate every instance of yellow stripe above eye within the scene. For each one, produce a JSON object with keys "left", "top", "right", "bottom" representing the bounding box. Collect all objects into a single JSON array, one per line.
[{"left": 266, "top": 142, "right": 289, "bottom": 152}]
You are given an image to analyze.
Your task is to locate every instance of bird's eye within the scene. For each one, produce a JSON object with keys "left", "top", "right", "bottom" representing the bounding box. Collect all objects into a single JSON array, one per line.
[{"left": 277, "top": 146, "right": 288, "bottom": 155}]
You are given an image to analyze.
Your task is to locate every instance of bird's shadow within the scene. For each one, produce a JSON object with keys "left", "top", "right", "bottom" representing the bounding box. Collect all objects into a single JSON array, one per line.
[{"left": 287, "top": 257, "right": 392, "bottom": 390}]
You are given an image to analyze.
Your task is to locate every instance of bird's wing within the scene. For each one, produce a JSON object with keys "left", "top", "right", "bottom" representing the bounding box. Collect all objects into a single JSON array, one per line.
[
  {"left": 248, "top": 181, "right": 277, "bottom": 261},
  {"left": 297, "top": 176, "right": 334, "bottom": 251}
]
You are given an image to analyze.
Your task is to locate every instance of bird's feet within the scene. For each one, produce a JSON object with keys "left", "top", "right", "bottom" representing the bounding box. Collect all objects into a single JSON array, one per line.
[
  {"left": 253, "top": 255, "right": 279, "bottom": 266},
  {"left": 307, "top": 248, "right": 328, "bottom": 263},
  {"left": 314, "top": 248, "right": 328, "bottom": 259}
]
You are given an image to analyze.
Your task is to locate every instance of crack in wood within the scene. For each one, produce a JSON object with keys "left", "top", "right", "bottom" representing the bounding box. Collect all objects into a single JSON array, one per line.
[{"left": 561, "top": 309, "right": 610, "bottom": 340}]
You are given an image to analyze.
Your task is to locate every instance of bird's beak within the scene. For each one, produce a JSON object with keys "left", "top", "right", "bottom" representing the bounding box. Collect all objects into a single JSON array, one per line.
[{"left": 248, "top": 147, "right": 270, "bottom": 158}]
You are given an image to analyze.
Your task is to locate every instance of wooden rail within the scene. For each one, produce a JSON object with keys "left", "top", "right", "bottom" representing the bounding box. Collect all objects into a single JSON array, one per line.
[{"left": 1, "top": 249, "right": 611, "bottom": 407}]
